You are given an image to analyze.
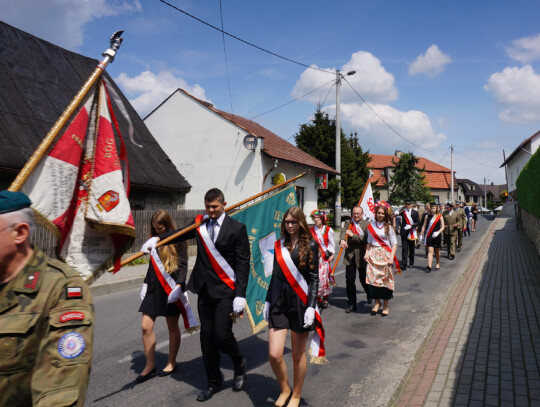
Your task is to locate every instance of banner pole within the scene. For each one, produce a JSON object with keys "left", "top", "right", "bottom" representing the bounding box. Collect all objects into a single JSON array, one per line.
[
  {"left": 9, "top": 31, "right": 124, "bottom": 192},
  {"left": 331, "top": 178, "right": 371, "bottom": 276},
  {"left": 109, "top": 171, "right": 310, "bottom": 271}
]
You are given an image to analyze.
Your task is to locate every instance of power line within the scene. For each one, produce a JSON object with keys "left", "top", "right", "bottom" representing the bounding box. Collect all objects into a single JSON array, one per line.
[
  {"left": 159, "top": 0, "right": 335, "bottom": 75},
  {"left": 453, "top": 145, "right": 503, "bottom": 150},
  {"left": 249, "top": 79, "right": 335, "bottom": 120},
  {"left": 218, "top": 0, "right": 233, "bottom": 114},
  {"left": 341, "top": 76, "right": 442, "bottom": 153}
]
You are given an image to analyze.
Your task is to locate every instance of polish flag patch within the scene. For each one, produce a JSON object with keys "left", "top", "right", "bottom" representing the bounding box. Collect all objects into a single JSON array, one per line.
[{"left": 66, "top": 287, "right": 83, "bottom": 299}]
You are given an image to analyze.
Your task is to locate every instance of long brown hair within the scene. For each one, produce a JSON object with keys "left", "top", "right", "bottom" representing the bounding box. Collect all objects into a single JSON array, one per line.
[
  {"left": 151, "top": 210, "right": 178, "bottom": 275},
  {"left": 280, "top": 206, "right": 314, "bottom": 270},
  {"left": 375, "top": 205, "right": 393, "bottom": 236}
]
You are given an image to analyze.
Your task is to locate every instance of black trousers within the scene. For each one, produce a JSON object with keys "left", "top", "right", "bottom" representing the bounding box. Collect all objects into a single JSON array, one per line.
[
  {"left": 197, "top": 288, "right": 244, "bottom": 387},
  {"left": 345, "top": 261, "right": 369, "bottom": 305},
  {"left": 401, "top": 236, "right": 416, "bottom": 267}
]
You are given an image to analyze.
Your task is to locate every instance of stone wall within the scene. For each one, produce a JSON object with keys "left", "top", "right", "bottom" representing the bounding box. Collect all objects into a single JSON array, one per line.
[{"left": 520, "top": 206, "right": 540, "bottom": 256}]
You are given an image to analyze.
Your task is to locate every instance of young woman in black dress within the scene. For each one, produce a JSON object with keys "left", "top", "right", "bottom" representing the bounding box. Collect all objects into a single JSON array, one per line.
[
  {"left": 264, "top": 206, "right": 319, "bottom": 407},
  {"left": 137, "top": 210, "right": 188, "bottom": 382},
  {"left": 420, "top": 203, "right": 445, "bottom": 272}
]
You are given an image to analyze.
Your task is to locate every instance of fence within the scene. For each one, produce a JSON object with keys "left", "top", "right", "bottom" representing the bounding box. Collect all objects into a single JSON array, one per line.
[{"left": 31, "top": 208, "right": 205, "bottom": 259}]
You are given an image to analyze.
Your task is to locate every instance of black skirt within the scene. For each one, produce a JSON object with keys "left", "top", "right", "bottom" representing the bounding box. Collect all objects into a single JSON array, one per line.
[
  {"left": 367, "top": 285, "right": 393, "bottom": 300},
  {"left": 138, "top": 264, "right": 181, "bottom": 317},
  {"left": 268, "top": 275, "right": 314, "bottom": 333},
  {"left": 426, "top": 234, "right": 442, "bottom": 248}
]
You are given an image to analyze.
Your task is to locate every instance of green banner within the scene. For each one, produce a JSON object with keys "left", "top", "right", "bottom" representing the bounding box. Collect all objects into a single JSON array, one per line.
[{"left": 230, "top": 184, "right": 297, "bottom": 333}]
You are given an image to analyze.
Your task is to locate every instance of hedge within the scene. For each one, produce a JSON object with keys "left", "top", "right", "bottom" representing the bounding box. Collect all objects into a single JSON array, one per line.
[{"left": 516, "top": 145, "right": 540, "bottom": 217}]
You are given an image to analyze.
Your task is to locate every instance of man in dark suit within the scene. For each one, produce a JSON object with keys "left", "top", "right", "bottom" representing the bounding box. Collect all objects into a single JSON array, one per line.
[
  {"left": 339, "top": 206, "right": 371, "bottom": 313},
  {"left": 142, "top": 188, "right": 250, "bottom": 402},
  {"left": 399, "top": 199, "right": 420, "bottom": 270}
]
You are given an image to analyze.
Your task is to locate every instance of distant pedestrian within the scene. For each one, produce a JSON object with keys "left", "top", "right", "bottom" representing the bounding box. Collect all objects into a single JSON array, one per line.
[
  {"left": 399, "top": 199, "right": 420, "bottom": 270},
  {"left": 471, "top": 202, "right": 479, "bottom": 232},
  {"left": 463, "top": 203, "right": 471, "bottom": 236},
  {"left": 420, "top": 203, "right": 445, "bottom": 272},
  {"left": 310, "top": 209, "right": 334, "bottom": 309},
  {"left": 420, "top": 203, "right": 431, "bottom": 257},
  {"left": 364, "top": 202, "right": 398, "bottom": 317},
  {"left": 443, "top": 203, "right": 459, "bottom": 260},
  {"left": 455, "top": 201, "right": 467, "bottom": 252},
  {"left": 137, "top": 210, "right": 189, "bottom": 383}
]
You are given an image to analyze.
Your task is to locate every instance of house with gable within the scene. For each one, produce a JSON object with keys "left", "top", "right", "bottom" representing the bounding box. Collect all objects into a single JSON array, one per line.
[
  {"left": 144, "top": 89, "right": 338, "bottom": 215},
  {"left": 500, "top": 130, "right": 540, "bottom": 201},
  {"left": 368, "top": 151, "right": 460, "bottom": 203},
  {"left": 0, "top": 21, "right": 191, "bottom": 210}
]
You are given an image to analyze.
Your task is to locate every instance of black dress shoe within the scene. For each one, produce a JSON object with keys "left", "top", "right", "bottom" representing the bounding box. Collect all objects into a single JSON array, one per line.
[
  {"left": 345, "top": 305, "right": 356, "bottom": 313},
  {"left": 197, "top": 386, "right": 220, "bottom": 402},
  {"left": 449, "top": 255, "right": 455, "bottom": 260},
  {"left": 158, "top": 364, "right": 177, "bottom": 377},
  {"left": 135, "top": 367, "right": 156, "bottom": 383},
  {"left": 233, "top": 374, "right": 246, "bottom": 391}
]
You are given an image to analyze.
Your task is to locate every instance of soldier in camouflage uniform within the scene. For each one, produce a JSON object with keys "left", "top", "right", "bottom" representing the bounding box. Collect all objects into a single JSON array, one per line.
[
  {"left": 0, "top": 190, "right": 94, "bottom": 407},
  {"left": 455, "top": 201, "right": 467, "bottom": 252},
  {"left": 442, "top": 202, "right": 459, "bottom": 260}
]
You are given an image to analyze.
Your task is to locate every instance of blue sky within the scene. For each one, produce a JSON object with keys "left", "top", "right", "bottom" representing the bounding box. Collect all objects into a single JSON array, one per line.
[{"left": 3, "top": 0, "right": 540, "bottom": 185}]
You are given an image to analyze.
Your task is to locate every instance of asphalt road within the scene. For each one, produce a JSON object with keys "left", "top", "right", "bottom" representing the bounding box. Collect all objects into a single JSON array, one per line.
[{"left": 85, "top": 216, "right": 494, "bottom": 407}]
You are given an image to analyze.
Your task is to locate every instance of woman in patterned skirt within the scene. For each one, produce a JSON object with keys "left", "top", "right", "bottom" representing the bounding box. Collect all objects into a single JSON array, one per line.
[{"left": 309, "top": 209, "right": 335, "bottom": 309}]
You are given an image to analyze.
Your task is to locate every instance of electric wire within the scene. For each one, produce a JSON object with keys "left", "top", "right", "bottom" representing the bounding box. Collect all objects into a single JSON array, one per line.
[
  {"left": 341, "top": 76, "right": 442, "bottom": 153},
  {"left": 160, "top": 0, "right": 335, "bottom": 75},
  {"left": 321, "top": 82, "right": 336, "bottom": 106},
  {"left": 249, "top": 79, "right": 335, "bottom": 120},
  {"left": 219, "top": 0, "right": 234, "bottom": 114}
]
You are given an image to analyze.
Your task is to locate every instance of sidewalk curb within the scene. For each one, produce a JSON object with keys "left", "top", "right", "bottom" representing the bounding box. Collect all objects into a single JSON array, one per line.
[
  {"left": 387, "top": 218, "right": 500, "bottom": 407},
  {"left": 90, "top": 276, "right": 146, "bottom": 298}
]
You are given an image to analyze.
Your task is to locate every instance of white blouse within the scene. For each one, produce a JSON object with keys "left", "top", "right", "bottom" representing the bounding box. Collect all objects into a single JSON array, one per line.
[
  {"left": 314, "top": 225, "right": 335, "bottom": 254},
  {"left": 367, "top": 222, "right": 397, "bottom": 247}
]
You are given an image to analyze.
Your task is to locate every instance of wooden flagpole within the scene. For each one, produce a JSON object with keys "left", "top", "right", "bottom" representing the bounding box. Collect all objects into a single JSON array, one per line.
[
  {"left": 9, "top": 31, "right": 124, "bottom": 192},
  {"left": 109, "top": 171, "right": 309, "bottom": 271},
  {"left": 331, "top": 177, "right": 371, "bottom": 276}
]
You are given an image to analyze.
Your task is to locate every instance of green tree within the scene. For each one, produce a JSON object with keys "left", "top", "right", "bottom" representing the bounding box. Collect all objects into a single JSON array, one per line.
[
  {"left": 388, "top": 152, "right": 432, "bottom": 204},
  {"left": 294, "top": 106, "right": 371, "bottom": 209}
]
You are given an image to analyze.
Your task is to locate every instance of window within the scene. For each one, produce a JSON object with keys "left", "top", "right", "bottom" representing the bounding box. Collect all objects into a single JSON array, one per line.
[{"left": 296, "top": 186, "right": 304, "bottom": 209}]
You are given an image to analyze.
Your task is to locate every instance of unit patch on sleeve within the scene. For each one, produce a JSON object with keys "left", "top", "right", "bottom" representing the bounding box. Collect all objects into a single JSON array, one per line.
[
  {"left": 66, "top": 287, "right": 83, "bottom": 299},
  {"left": 59, "top": 311, "right": 85, "bottom": 323},
  {"left": 58, "top": 332, "right": 85, "bottom": 359}
]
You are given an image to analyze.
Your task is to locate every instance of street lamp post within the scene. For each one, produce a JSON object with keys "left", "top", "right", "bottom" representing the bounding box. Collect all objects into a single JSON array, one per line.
[{"left": 335, "top": 69, "right": 356, "bottom": 229}]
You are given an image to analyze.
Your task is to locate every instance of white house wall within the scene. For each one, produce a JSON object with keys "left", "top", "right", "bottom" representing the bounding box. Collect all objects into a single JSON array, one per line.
[
  {"left": 144, "top": 91, "right": 263, "bottom": 209},
  {"left": 507, "top": 135, "right": 540, "bottom": 193}
]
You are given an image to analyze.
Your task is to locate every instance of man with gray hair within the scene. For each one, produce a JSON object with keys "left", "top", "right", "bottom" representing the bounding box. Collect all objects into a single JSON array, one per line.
[{"left": 0, "top": 190, "right": 94, "bottom": 407}]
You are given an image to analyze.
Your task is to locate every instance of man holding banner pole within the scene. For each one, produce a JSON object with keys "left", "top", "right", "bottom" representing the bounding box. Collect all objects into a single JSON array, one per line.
[
  {"left": 141, "top": 188, "right": 249, "bottom": 402},
  {"left": 399, "top": 199, "right": 420, "bottom": 270}
]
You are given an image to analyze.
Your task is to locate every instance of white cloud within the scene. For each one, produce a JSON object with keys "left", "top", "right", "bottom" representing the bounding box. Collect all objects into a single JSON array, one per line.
[
  {"left": 323, "top": 102, "right": 447, "bottom": 151},
  {"left": 506, "top": 33, "right": 540, "bottom": 64},
  {"left": 291, "top": 51, "right": 398, "bottom": 104},
  {"left": 408, "top": 45, "right": 451, "bottom": 77},
  {"left": 1, "top": 0, "right": 141, "bottom": 50},
  {"left": 115, "top": 70, "right": 210, "bottom": 117},
  {"left": 484, "top": 65, "right": 540, "bottom": 123}
]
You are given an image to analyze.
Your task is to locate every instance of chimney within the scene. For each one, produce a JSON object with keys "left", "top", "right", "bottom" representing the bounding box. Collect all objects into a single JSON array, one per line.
[{"left": 395, "top": 150, "right": 402, "bottom": 157}]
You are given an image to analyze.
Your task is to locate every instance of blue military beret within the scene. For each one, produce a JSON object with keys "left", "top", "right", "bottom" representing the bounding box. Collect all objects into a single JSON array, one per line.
[{"left": 0, "top": 190, "right": 32, "bottom": 214}]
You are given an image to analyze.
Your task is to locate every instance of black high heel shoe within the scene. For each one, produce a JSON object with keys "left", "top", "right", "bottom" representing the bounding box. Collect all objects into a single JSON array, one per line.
[{"left": 136, "top": 367, "right": 156, "bottom": 383}]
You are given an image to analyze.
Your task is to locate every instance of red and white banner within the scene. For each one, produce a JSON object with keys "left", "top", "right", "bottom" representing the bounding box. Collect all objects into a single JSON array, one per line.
[
  {"left": 150, "top": 249, "right": 199, "bottom": 332},
  {"left": 360, "top": 182, "right": 375, "bottom": 221},
  {"left": 21, "top": 80, "right": 135, "bottom": 281},
  {"left": 274, "top": 239, "right": 328, "bottom": 364}
]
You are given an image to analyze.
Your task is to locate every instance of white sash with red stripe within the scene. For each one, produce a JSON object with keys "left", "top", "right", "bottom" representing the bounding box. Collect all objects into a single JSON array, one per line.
[
  {"left": 196, "top": 218, "right": 236, "bottom": 291},
  {"left": 310, "top": 226, "right": 331, "bottom": 261},
  {"left": 150, "top": 249, "right": 199, "bottom": 332},
  {"left": 351, "top": 221, "right": 363, "bottom": 236},
  {"left": 402, "top": 210, "right": 418, "bottom": 240},
  {"left": 425, "top": 214, "right": 442, "bottom": 241},
  {"left": 274, "top": 239, "right": 328, "bottom": 364}
]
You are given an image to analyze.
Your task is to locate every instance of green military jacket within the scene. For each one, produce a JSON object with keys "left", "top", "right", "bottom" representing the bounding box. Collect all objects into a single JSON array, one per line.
[
  {"left": 340, "top": 219, "right": 370, "bottom": 268},
  {"left": 0, "top": 248, "right": 94, "bottom": 407},
  {"left": 455, "top": 207, "right": 467, "bottom": 229},
  {"left": 443, "top": 210, "right": 459, "bottom": 236}
]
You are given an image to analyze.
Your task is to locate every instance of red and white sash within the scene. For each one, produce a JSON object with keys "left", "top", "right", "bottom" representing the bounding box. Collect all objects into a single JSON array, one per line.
[
  {"left": 367, "top": 224, "right": 402, "bottom": 274},
  {"left": 351, "top": 221, "right": 363, "bottom": 236},
  {"left": 195, "top": 215, "right": 236, "bottom": 291},
  {"left": 426, "top": 214, "right": 442, "bottom": 240},
  {"left": 274, "top": 239, "right": 328, "bottom": 364},
  {"left": 402, "top": 210, "right": 418, "bottom": 240},
  {"left": 150, "top": 249, "right": 199, "bottom": 332},
  {"left": 310, "top": 226, "right": 331, "bottom": 261}
]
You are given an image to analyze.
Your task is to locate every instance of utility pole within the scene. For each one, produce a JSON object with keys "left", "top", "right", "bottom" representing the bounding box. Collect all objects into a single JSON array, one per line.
[
  {"left": 484, "top": 177, "right": 487, "bottom": 209},
  {"left": 450, "top": 145, "right": 454, "bottom": 203},
  {"left": 335, "top": 70, "right": 342, "bottom": 228}
]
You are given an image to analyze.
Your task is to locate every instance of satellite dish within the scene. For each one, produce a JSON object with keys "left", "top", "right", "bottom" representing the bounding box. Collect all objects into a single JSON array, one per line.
[{"left": 243, "top": 134, "right": 257, "bottom": 151}]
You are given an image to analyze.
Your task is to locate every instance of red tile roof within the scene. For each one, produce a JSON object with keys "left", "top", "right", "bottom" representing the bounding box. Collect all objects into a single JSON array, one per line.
[
  {"left": 368, "top": 154, "right": 455, "bottom": 190},
  {"left": 177, "top": 89, "right": 338, "bottom": 174}
]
